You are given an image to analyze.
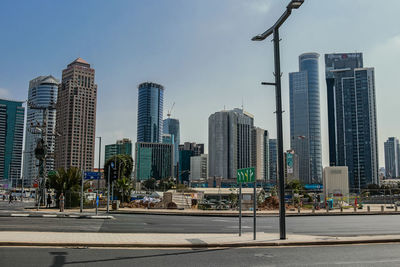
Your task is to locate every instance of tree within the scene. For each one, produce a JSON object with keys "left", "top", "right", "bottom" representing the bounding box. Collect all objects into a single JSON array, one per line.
[
  {"left": 115, "top": 176, "right": 134, "bottom": 203},
  {"left": 48, "top": 167, "right": 83, "bottom": 208},
  {"left": 158, "top": 178, "right": 175, "bottom": 191},
  {"left": 286, "top": 180, "right": 304, "bottom": 193},
  {"left": 104, "top": 154, "right": 134, "bottom": 183},
  {"left": 143, "top": 178, "right": 157, "bottom": 191}
]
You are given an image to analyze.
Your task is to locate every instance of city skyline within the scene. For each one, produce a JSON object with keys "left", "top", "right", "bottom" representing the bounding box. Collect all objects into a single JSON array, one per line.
[{"left": 1, "top": 1, "right": 400, "bottom": 169}]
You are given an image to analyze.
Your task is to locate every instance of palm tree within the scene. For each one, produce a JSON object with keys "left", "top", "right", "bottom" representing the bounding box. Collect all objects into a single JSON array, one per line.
[
  {"left": 48, "top": 167, "right": 82, "bottom": 207},
  {"left": 115, "top": 176, "right": 133, "bottom": 204}
]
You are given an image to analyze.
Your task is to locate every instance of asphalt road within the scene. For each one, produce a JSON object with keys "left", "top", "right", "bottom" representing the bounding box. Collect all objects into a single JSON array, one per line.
[
  {"left": 1, "top": 243, "right": 400, "bottom": 267},
  {"left": 1, "top": 213, "right": 400, "bottom": 236}
]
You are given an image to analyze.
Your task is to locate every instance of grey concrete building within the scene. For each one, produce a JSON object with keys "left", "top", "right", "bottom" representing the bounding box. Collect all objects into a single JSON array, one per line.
[
  {"left": 252, "top": 127, "right": 269, "bottom": 181},
  {"left": 208, "top": 108, "right": 254, "bottom": 179}
]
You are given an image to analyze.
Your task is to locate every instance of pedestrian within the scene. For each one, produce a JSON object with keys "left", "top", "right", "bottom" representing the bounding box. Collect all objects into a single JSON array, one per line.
[
  {"left": 2, "top": 194, "right": 5, "bottom": 201},
  {"left": 59, "top": 193, "right": 65, "bottom": 212},
  {"left": 8, "top": 194, "right": 13, "bottom": 204},
  {"left": 46, "top": 194, "right": 52, "bottom": 208}
]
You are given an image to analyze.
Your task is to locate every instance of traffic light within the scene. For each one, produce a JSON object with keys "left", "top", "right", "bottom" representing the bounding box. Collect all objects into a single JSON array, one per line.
[{"left": 110, "top": 161, "right": 118, "bottom": 181}]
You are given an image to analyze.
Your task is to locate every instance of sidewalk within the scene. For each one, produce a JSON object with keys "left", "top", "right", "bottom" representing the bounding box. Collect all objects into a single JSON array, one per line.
[{"left": 1, "top": 231, "right": 400, "bottom": 248}]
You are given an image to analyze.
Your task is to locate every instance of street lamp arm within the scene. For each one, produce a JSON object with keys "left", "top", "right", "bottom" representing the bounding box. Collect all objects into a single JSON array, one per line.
[{"left": 251, "top": 9, "right": 291, "bottom": 41}]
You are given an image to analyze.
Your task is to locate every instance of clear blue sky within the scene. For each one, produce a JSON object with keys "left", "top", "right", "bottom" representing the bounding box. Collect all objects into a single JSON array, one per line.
[{"left": 1, "top": 0, "right": 399, "bottom": 167}]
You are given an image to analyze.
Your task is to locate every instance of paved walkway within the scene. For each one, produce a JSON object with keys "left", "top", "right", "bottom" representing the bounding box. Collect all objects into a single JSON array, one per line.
[{"left": 1, "top": 231, "right": 400, "bottom": 248}]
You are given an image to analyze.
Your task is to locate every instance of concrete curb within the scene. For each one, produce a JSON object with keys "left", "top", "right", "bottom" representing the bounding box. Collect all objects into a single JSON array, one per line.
[
  {"left": 2, "top": 238, "right": 400, "bottom": 248},
  {"left": 110, "top": 210, "right": 400, "bottom": 217},
  {"left": 0, "top": 213, "right": 114, "bottom": 219}
]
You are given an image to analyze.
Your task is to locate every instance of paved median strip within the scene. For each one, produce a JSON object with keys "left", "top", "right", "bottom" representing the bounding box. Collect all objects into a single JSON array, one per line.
[{"left": 1, "top": 213, "right": 114, "bottom": 219}]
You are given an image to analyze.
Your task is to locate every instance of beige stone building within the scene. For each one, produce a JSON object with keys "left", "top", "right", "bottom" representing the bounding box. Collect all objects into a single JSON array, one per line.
[{"left": 54, "top": 58, "right": 97, "bottom": 171}]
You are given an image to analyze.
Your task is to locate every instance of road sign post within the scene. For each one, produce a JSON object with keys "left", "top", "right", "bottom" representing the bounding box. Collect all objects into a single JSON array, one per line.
[
  {"left": 239, "top": 183, "right": 242, "bottom": 236},
  {"left": 80, "top": 170, "right": 84, "bottom": 213},
  {"left": 237, "top": 167, "right": 256, "bottom": 239},
  {"left": 254, "top": 181, "right": 256, "bottom": 240}
]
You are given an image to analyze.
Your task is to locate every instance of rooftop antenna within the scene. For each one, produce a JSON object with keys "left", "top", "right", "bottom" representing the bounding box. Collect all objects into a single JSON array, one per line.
[{"left": 167, "top": 102, "right": 175, "bottom": 118}]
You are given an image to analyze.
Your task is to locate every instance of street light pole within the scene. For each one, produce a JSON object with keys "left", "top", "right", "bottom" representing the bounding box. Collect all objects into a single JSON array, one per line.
[
  {"left": 252, "top": 0, "right": 304, "bottom": 240},
  {"left": 96, "top": 136, "right": 101, "bottom": 215}
]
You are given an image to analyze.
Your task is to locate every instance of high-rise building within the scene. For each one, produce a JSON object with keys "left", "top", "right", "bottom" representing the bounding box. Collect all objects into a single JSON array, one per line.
[
  {"left": 137, "top": 82, "right": 164, "bottom": 143},
  {"left": 54, "top": 58, "right": 97, "bottom": 172},
  {"left": 325, "top": 53, "right": 363, "bottom": 166},
  {"left": 190, "top": 154, "right": 208, "bottom": 181},
  {"left": 162, "top": 133, "right": 174, "bottom": 145},
  {"left": 208, "top": 108, "right": 254, "bottom": 179},
  {"left": 163, "top": 118, "right": 180, "bottom": 166},
  {"left": 104, "top": 138, "right": 132, "bottom": 163},
  {"left": 251, "top": 127, "right": 269, "bottom": 181},
  {"left": 0, "top": 99, "right": 25, "bottom": 187},
  {"left": 289, "top": 53, "right": 322, "bottom": 184},
  {"left": 178, "top": 142, "right": 204, "bottom": 182},
  {"left": 384, "top": 137, "right": 399, "bottom": 178},
  {"left": 135, "top": 142, "right": 173, "bottom": 181},
  {"left": 23, "top": 76, "right": 58, "bottom": 187},
  {"left": 325, "top": 53, "right": 379, "bottom": 190},
  {"left": 269, "top": 139, "right": 277, "bottom": 183}
]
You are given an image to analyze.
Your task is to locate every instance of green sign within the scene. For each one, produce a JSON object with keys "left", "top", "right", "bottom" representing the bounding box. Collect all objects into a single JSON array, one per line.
[{"left": 237, "top": 167, "right": 255, "bottom": 183}]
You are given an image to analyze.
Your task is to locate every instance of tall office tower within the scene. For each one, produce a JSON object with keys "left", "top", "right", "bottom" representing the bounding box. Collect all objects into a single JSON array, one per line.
[
  {"left": 137, "top": 82, "right": 164, "bottom": 143},
  {"left": 384, "top": 137, "right": 399, "bottom": 178},
  {"left": 104, "top": 138, "right": 132, "bottom": 163},
  {"left": 178, "top": 142, "right": 204, "bottom": 182},
  {"left": 163, "top": 118, "right": 180, "bottom": 166},
  {"left": 325, "top": 53, "right": 379, "bottom": 190},
  {"left": 208, "top": 108, "right": 254, "bottom": 179},
  {"left": 289, "top": 53, "right": 322, "bottom": 184},
  {"left": 23, "top": 76, "right": 58, "bottom": 187},
  {"left": 135, "top": 142, "right": 173, "bottom": 181},
  {"left": 0, "top": 99, "right": 25, "bottom": 187},
  {"left": 54, "top": 58, "right": 97, "bottom": 172},
  {"left": 251, "top": 127, "right": 269, "bottom": 181},
  {"left": 269, "top": 139, "right": 277, "bottom": 183},
  {"left": 190, "top": 154, "right": 208, "bottom": 181}
]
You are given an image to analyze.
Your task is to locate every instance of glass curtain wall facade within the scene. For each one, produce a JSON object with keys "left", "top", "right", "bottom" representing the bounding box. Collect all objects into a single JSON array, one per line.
[
  {"left": 23, "top": 76, "right": 58, "bottom": 187},
  {"left": 384, "top": 138, "right": 399, "bottom": 178},
  {"left": 289, "top": 53, "right": 322, "bottom": 184},
  {"left": 0, "top": 99, "right": 25, "bottom": 187},
  {"left": 135, "top": 142, "right": 173, "bottom": 181},
  {"left": 163, "top": 118, "right": 180, "bottom": 166},
  {"left": 137, "top": 82, "right": 164, "bottom": 143},
  {"left": 104, "top": 138, "right": 132, "bottom": 163},
  {"left": 269, "top": 139, "right": 277, "bottom": 184},
  {"left": 325, "top": 53, "right": 379, "bottom": 190}
]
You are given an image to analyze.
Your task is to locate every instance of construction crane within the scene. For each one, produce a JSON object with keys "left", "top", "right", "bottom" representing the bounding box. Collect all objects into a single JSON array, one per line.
[{"left": 167, "top": 102, "right": 175, "bottom": 118}]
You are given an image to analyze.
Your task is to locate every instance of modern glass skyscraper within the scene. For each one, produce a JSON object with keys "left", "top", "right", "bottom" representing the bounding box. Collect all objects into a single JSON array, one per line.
[
  {"left": 289, "top": 53, "right": 322, "bottom": 184},
  {"left": 325, "top": 53, "right": 379, "bottom": 190},
  {"left": 23, "top": 76, "right": 58, "bottom": 187},
  {"left": 384, "top": 137, "right": 399, "bottom": 178},
  {"left": 163, "top": 118, "right": 180, "bottom": 166},
  {"left": 269, "top": 139, "right": 277, "bottom": 184},
  {"left": 208, "top": 108, "right": 254, "bottom": 179},
  {"left": 137, "top": 82, "right": 164, "bottom": 143},
  {"left": 0, "top": 99, "right": 25, "bottom": 187}
]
